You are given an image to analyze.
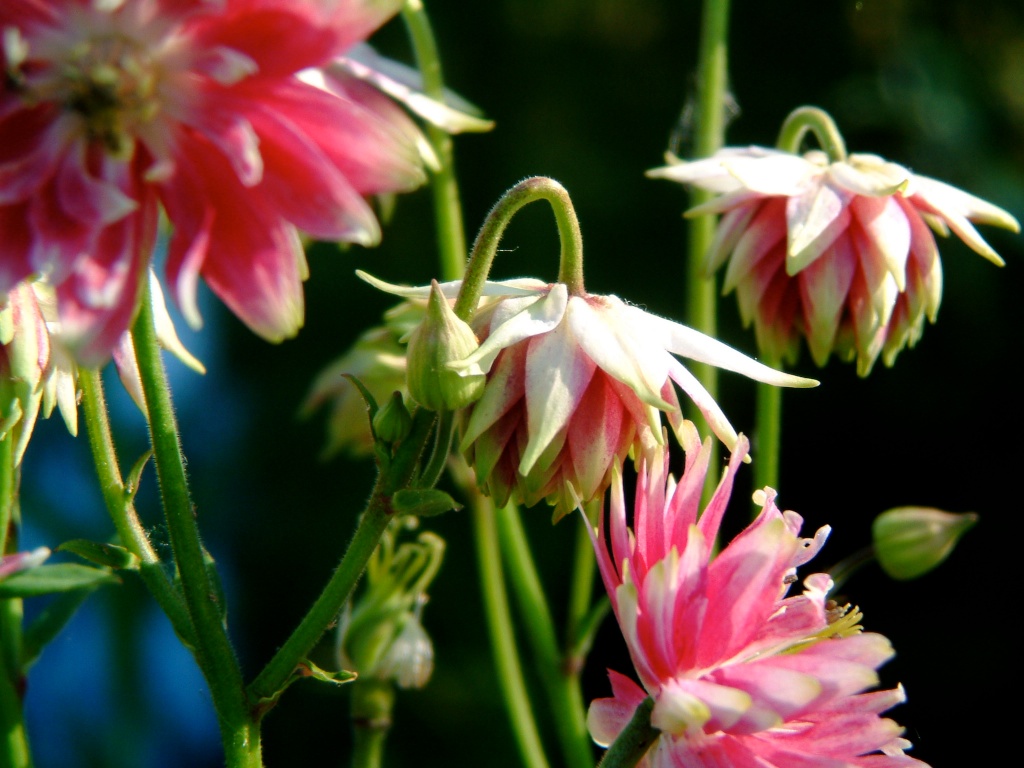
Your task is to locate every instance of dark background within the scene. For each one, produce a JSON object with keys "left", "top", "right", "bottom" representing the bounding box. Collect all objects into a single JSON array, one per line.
[{"left": 18, "top": 0, "right": 1023, "bottom": 766}]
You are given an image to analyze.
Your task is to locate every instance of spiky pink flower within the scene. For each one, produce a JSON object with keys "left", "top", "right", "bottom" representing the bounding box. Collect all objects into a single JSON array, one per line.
[
  {"left": 1, "top": 0, "right": 433, "bottom": 364},
  {"left": 587, "top": 425, "right": 929, "bottom": 767},
  {"left": 360, "top": 271, "right": 816, "bottom": 520},
  {"left": 648, "top": 145, "right": 1019, "bottom": 375}
]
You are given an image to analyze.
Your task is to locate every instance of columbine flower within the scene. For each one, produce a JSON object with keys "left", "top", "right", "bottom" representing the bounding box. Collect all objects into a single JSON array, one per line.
[
  {"left": 1, "top": 278, "right": 78, "bottom": 464},
  {"left": 587, "top": 425, "right": 928, "bottom": 767},
  {"left": 649, "top": 135, "right": 1019, "bottom": 375},
  {"left": 0, "top": 0, "right": 439, "bottom": 364},
  {"left": 359, "top": 271, "right": 816, "bottom": 520}
]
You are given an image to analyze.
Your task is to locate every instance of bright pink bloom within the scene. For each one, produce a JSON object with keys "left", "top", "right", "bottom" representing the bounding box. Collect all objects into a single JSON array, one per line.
[
  {"left": 360, "top": 271, "right": 816, "bottom": 520},
  {"left": 649, "top": 146, "right": 1019, "bottom": 375},
  {"left": 587, "top": 425, "right": 929, "bottom": 767},
  {"left": 1, "top": 0, "right": 429, "bottom": 364}
]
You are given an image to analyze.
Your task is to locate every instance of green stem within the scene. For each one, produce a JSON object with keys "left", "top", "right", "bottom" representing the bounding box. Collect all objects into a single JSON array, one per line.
[
  {"left": 752, "top": 377, "right": 782, "bottom": 505},
  {"left": 566, "top": 502, "right": 599, "bottom": 657},
  {"left": 248, "top": 409, "right": 435, "bottom": 705},
  {"left": 597, "top": 698, "right": 657, "bottom": 768},
  {"left": 497, "top": 506, "right": 594, "bottom": 768},
  {"left": 776, "top": 106, "right": 848, "bottom": 161},
  {"left": 131, "top": 290, "right": 260, "bottom": 767},
  {"left": 350, "top": 680, "right": 395, "bottom": 768},
  {"left": 455, "top": 177, "right": 585, "bottom": 320},
  {"left": 687, "top": 0, "right": 731, "bottom": 495},
  {"left": 472, "top": 496, "right": 550, "bottom": 768},
  {"left": 79, "top": 368, "right": 195, "bottom": 645},
  {"left": 401, "top": 0, "right": 467, "bottom": 284},
  {"left": 0, "top": 435, "right": 31, "bottom": 768}
]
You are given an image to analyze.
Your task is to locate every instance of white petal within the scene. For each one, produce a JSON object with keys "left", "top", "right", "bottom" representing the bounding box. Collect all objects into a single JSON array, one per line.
[
  {"left": 626, "top": 306, "right": 818, "bottom": 388},
  {"left": 452, "top": 284, "right": 567, "bottom": 374},
  {"left": 855, "top": 196, "right": 912, "bottom": 291},
  {"left": 664, "top": 356, "right": 739, "bottom": 452},
  {"left": 356, "top": 270, "right": 546, "bottom": 300},
  {"left": 787, "top": 182, "right": 852, "bottom": 271},
  {"left": 520, "top": 320, "right": 597, "bottom": 475},
  {"left": 567, "top": 297, "right": 672, "bottom": 408},
  {"left": 830, "top": 154, "right": 911, "bottom": 196}
]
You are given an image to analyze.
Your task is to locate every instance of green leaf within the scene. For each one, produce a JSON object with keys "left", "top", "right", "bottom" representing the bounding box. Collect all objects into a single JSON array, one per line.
[
  {"left": 392, "top": 488, "right": 462, "bottom": 518},
  {"left": 124, "top": 450, "right": 153, "bottom": 505},
  {"left": 0, "top": 563, "right": 120, "bottom": 598},
  {"left": 57, "top": 539, "right": 140, "bottom": 570},
  {"left": 293, "top": 659, "right": 357, "bottom": 687}
]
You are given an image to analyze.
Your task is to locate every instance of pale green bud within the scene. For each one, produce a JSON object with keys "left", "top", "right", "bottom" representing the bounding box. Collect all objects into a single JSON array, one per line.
[
  {"left": 872, "top": 506, "right": 978, "bottom": 580},
  {"left": 372, "top": 391, "right": 413, "bottom": 443},
  {"left": 406, "top": 280, "right": 484, "bottom": 411}
]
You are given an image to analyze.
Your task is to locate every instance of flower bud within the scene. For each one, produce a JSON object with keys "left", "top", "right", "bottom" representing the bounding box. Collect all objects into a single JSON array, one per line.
[
  {"left": 405, "top": 280, "right": 484, "bottom": 411},
  {"left": 372, "top": 391, "right": 413, "bottom": 443},
  {"left": 872, "top": 506, "right": 978, "bottom": 580}
]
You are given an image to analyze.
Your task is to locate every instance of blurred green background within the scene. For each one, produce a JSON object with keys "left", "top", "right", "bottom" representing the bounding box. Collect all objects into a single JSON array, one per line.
[{"left": 19, "top": 0, "right": 1023, "bottom": 765}]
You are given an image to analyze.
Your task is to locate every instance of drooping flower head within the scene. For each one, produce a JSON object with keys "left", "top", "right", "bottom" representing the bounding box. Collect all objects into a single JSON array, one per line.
[
  {"left": 648, "top": 107, "right": 1019, "bottom": 375},
  {"left": 587, "top": 424, "right": 929, "bottom": 767},
  {"left": 0, "top": 0, "right": 441, "bottom": 364},
  {"left": 360, "top": 271, "right": 816, "bottom": 520}
]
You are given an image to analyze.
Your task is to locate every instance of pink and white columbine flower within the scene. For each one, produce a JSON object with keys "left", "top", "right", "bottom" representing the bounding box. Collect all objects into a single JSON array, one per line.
[
  {"left": 0, "top": 0, "right": 435, "bottom": 364},
  {"left": 587, "top": 425, "right": 929, "bottom": 767},
  {"left": 648, "top": 146, "right": 1019, "bottom": 375},
  {"left": 359, "top": 271, "right": 816, "bottom": 520}
]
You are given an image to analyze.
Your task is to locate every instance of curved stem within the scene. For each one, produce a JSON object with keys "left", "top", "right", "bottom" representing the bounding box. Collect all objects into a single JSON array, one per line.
[
  {"left": 471, "top": 495, "right": 550, "bottom": 768},
  {"left": 131, "top": 289, "right": 260, "bottom": 767},
  {"left": 597, "top": 697, "right": 657, "bottom": 768},
  {"left": 497, "top": 505, "right": 594, "bottom": 768},
  {"left": 455, "top": 177, "right": 585, "bottom": 320},
  {"left": 686, "top": 0, "right": 731, "bottom": 498},
  {"left": 776, "top": 106, "right": 848, "bottom": 161},
  {"left": 79, "top": 368, "right": 194, "bottom": 644},
  {"left": 401, "top": 0, "right": 467, "bottom": 284},
  {"left": 350, "top": 679, "right": 394, "bottom": 768}
]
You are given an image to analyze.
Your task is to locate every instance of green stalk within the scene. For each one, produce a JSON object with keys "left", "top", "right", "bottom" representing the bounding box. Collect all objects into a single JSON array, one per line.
[
  {"left": 687, "top": 0, "right": 732, "bottom": 498},
  {"left": 350, "top": 679, "right": 394, "bottom": 768},
  {"left": 130, "top": 290, "right": 260, "bottom": 767},
  {"left": 597, "top": 698, "right": 657, "bottom": 768},
  {"left": 472, "top": 496, "right": 550, "bottom": 768},
  {"left": 79, "top": 368, "right": 194, "bottom": 644},
  {"left": 248, "top": 409, "right": 435, "bottom": 706},
  {"left": 0, "top": 435, "right": 31, "bottom": 768},
  {"left": 776, "top": 106, "right": 848, "bottom": 161},
  {"left": 455, "top": 177, "right": 584, "bottom": 321},
  {"left": 401, "top": 0, "right": 468, "bottom": 284},
  {"left": 752, "top": 373, "right": 782, "bottom": 504},
  {"left": 497, "top": 506, "right": 594, "bottom": 768}
]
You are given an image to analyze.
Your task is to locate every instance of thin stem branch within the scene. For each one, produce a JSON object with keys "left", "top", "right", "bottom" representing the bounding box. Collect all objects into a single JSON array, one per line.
[
  {"left": 401, "top": 0, "right": 467, "bottom": 284},
  {"left": 686, "top": 0, "right": 731, "bottom": 497},
  {"left": 471, "top": 495, "right": 550, "bottom": 768},
  {"left": 776, "top": 106, "right": 848, "bottom": 161},
  {"left": 131, "top": 289, "right": 260, "bottom": 767},
  {"left": 497, "top": 505, "right": 594, "bottom": 768},
  {"left": 79, "top": 368, "right": 194, "bottom": 644},
  {"left": 752, "top": 377, "right": 782, "bottom": 506}
]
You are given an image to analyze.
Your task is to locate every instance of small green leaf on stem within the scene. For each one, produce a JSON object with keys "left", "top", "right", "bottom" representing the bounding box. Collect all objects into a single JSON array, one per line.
[
  {"left": 57, "top": 540, "right": 141, "bottom": 570},
  {"left": 392, "top": 488, "right": 462, "bottom": 518},
  {"left": 0, "top": 563, "right": 120, "bottom": 598}
]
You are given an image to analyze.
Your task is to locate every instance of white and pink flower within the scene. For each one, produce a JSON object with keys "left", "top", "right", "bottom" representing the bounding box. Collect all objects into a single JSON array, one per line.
[
  {"left": 0, "top": 0, "right": 438, "bottom": 364},
  {"left": 360, "top": 271, "right": 816, "bottom": 519},
  {"left": 587, "top": 425, "right": 928, "bottom": 767},
  {"left": 649, "top": 144, "right": 1019, "bottom": 374}
]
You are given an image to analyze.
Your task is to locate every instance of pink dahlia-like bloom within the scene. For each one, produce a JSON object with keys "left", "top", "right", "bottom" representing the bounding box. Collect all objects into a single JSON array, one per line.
[
  {"left": 648, "top": 145, "right": 1019, "bottom": 375},
  {"left": 1, "top": 0, "right": 432, "bottom": 364},
  {"left": 587, "top": 425, "right": 929, "bottom": 767},
  {"left": 360, "top": 271, "right": 816, "bottom": 520}
]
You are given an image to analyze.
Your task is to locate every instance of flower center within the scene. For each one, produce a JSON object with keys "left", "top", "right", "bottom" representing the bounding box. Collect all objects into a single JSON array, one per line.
[{"left": 60, "top": 34, "right": 161, "bottom": 159}]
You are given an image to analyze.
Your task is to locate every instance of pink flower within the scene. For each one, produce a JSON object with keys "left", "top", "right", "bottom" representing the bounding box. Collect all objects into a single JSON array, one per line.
[
  {"left": 1, "top": 0, "right": 431, "bottom": 364},
  {"left": 360, "top": 271, "right": 816, "bottom": 520},
  {"left": 587, "top": 424, "right": 929, "bottom": 767},
  {"left": 648, "top": 145, "right": 1019, "bottom": 375}
]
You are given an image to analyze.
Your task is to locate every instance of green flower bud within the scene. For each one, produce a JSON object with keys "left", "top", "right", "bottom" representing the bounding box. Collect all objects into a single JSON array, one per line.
[
  {"left": 872, "top": 506, "right": 978, "bottom": 580},
  {"left": 406, "top": 280, "right": 485, "bottom": 411},
  {"left": 372, "top": 391, "right": 413, "bottom": 443}
]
